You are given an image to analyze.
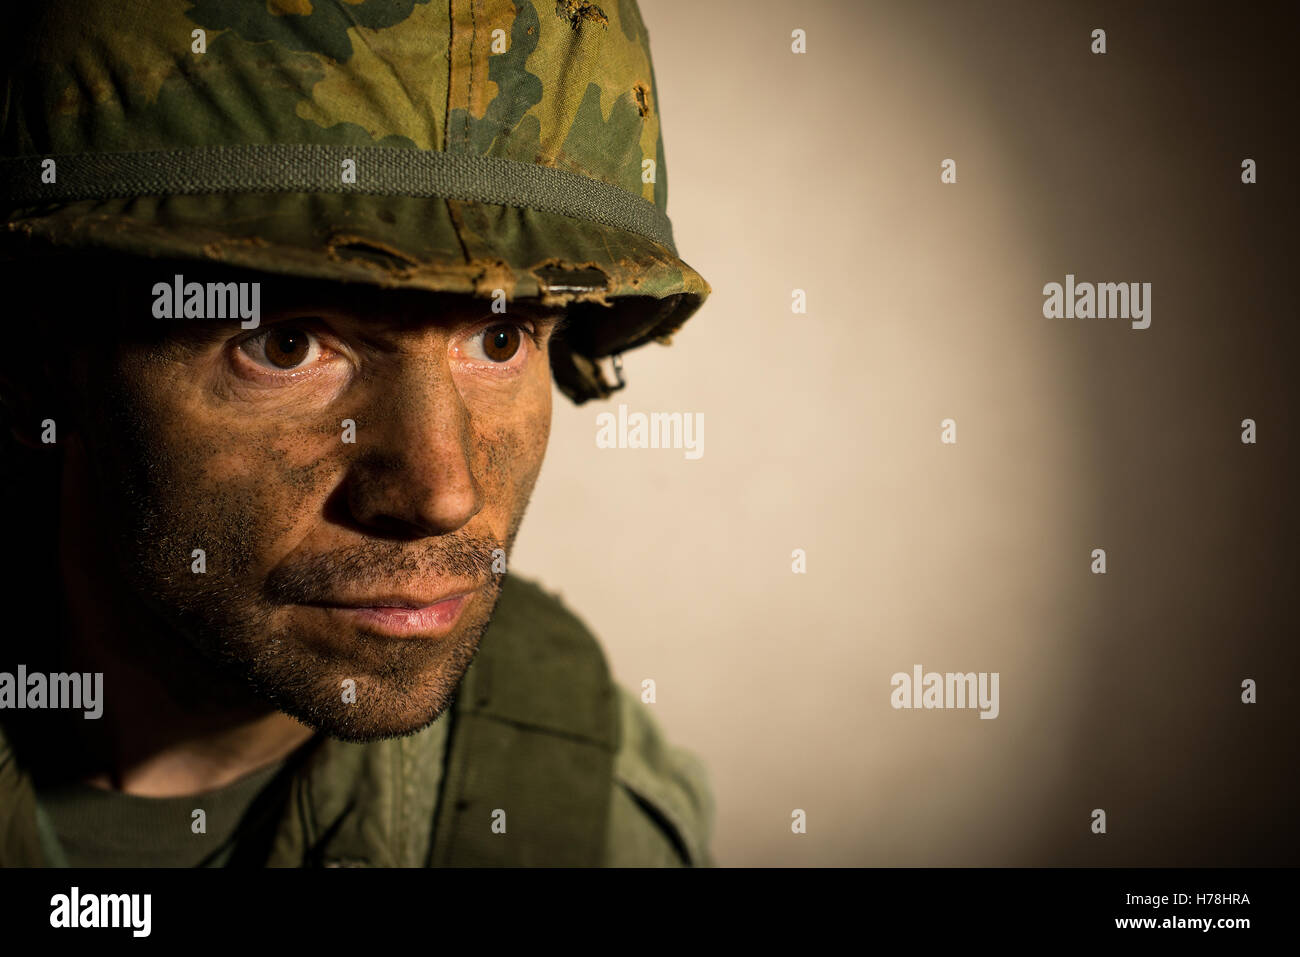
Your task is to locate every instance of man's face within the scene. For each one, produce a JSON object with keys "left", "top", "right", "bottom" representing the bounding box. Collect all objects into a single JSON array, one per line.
[{"left": 64, "top": 270, "right": 564, "bottom": 741}]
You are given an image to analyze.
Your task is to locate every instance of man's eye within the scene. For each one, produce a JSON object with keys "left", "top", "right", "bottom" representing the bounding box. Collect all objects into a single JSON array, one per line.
[
  {"left": 474, "top": 323, "right": 526, "bottom": 363},
  {"left": 240, "top": 326, "right": 322, "bottom": 371}
]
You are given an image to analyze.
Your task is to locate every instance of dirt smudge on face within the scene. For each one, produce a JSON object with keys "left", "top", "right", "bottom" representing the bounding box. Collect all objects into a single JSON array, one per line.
[{"left": 61, "top": 277, "right": 557, "bottom": 741}]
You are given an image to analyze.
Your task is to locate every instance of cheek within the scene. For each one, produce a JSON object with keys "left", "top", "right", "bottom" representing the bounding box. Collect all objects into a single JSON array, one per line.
[
  {"left": 472, "top": 370, "right": 552, "bottom": 513},
  {"left": 181, "top": 426, "right": 340, "bottom": 571},
  {"left": 85, "top": 359, "right": 342, "bottom": 580},
  {"left": 494, "top": 372, "right": 551, "bottom": 482}
]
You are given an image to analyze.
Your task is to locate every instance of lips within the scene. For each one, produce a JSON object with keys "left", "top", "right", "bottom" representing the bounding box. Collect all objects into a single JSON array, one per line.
[
  {"left": 306, "top": 585, "right": 481, "bottom": 638},
  {"left": 319, "top": 591, "right": 475, "bottom": 610}
]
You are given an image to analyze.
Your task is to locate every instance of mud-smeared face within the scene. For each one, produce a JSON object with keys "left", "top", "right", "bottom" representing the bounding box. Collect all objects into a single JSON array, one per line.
[{"left": 67, "top": 275, "right": 563, "bottom": 741}]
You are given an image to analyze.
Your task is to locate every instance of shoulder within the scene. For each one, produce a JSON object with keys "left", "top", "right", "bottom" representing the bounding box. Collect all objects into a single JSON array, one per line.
[
  {"left": 606, "top": 682, "right": 716, "bottom": 867},
  {"left": 490, "top": 575, "right": 716, "bottom": 867}
]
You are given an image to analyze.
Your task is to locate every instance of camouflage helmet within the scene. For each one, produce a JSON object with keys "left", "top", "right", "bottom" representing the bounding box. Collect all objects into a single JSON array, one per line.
[{"left": 0, "top": 0, "right": 709, "bottom": 403}]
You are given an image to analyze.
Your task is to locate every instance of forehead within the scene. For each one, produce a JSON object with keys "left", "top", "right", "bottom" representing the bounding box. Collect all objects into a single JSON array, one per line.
[
  {"left": 258, "top": 283, "right": 565, "bottom": 330},
  {"left": 100, "top": 260, "right": 565, "bottom": 328}
]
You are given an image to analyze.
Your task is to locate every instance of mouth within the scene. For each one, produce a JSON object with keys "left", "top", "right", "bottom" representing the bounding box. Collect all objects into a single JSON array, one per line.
[{"left": 305, "top": 586, "right": 480, "bottom": 638}]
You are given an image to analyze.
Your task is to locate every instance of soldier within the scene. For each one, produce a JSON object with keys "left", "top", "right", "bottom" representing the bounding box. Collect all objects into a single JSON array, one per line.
[{"left": 0, "top": 0, "right": 713, "bottom": 866}]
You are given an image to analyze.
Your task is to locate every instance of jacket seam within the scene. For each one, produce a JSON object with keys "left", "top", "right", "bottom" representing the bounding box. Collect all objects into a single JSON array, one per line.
[{"left": 612, "top": 768, "right": 702, "bottom": 866}]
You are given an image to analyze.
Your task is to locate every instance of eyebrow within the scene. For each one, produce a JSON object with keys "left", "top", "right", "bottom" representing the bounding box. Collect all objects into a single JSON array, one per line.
[
  {"left": 534, "top": 309, "right": 571, "bottom": 336},
  {"left": 121, "top": 294, "right": 573, "bottom": 357}
]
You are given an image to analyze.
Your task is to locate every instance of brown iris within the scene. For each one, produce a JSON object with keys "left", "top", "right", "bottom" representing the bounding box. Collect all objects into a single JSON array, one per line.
[
  {"left": 264, "top": 327, "right": 311, "bottom": 369},
  {"left": 483, "top": 324, "right": 522, "bottom": 362}
]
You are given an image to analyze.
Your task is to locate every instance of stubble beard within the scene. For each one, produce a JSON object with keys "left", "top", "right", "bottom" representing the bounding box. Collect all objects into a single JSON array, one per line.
[{"left": 72, "top": 434, "right": 539, "bottom": 745}]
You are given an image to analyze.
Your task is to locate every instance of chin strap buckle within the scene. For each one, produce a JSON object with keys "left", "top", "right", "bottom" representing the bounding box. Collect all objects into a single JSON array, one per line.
[{"left": 595, "top": 352, "right": 626, "bottom": 395}]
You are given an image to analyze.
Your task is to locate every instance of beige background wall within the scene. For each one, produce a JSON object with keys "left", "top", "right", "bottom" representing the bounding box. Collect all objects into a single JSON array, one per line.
[{"left": 511, "top": 0, "right": 1299, "bottom": 865}]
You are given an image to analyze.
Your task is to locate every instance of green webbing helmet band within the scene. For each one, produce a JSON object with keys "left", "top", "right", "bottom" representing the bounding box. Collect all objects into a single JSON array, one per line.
[{"left": 0, "top": 145, "right": 679, "bottom": 253}]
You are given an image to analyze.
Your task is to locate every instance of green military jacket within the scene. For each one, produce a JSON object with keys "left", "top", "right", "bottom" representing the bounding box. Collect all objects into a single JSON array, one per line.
[{"left": 0, "top": 575, "right": 714, "bottom": 867}]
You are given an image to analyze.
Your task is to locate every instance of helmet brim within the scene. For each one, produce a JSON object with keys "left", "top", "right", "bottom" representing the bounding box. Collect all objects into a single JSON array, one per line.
[{"left": 1, "top": 190, "right": 709, "bottom": 403}]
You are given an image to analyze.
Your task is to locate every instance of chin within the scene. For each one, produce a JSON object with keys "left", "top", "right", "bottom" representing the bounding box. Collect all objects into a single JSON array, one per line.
[
  {"left": 235, "top": 640, "right": 473, "bottom": 743},
  {"left": 273, "top": 682, "right": 456, "bottom": 743},
  {"left": 304, "top": 706, "right": 450, "bottom": 743}
]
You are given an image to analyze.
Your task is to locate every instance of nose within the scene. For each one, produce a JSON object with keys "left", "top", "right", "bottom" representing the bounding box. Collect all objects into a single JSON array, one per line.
[{"left": 342, "top": 356, "right": 483, "bottom": 538}]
